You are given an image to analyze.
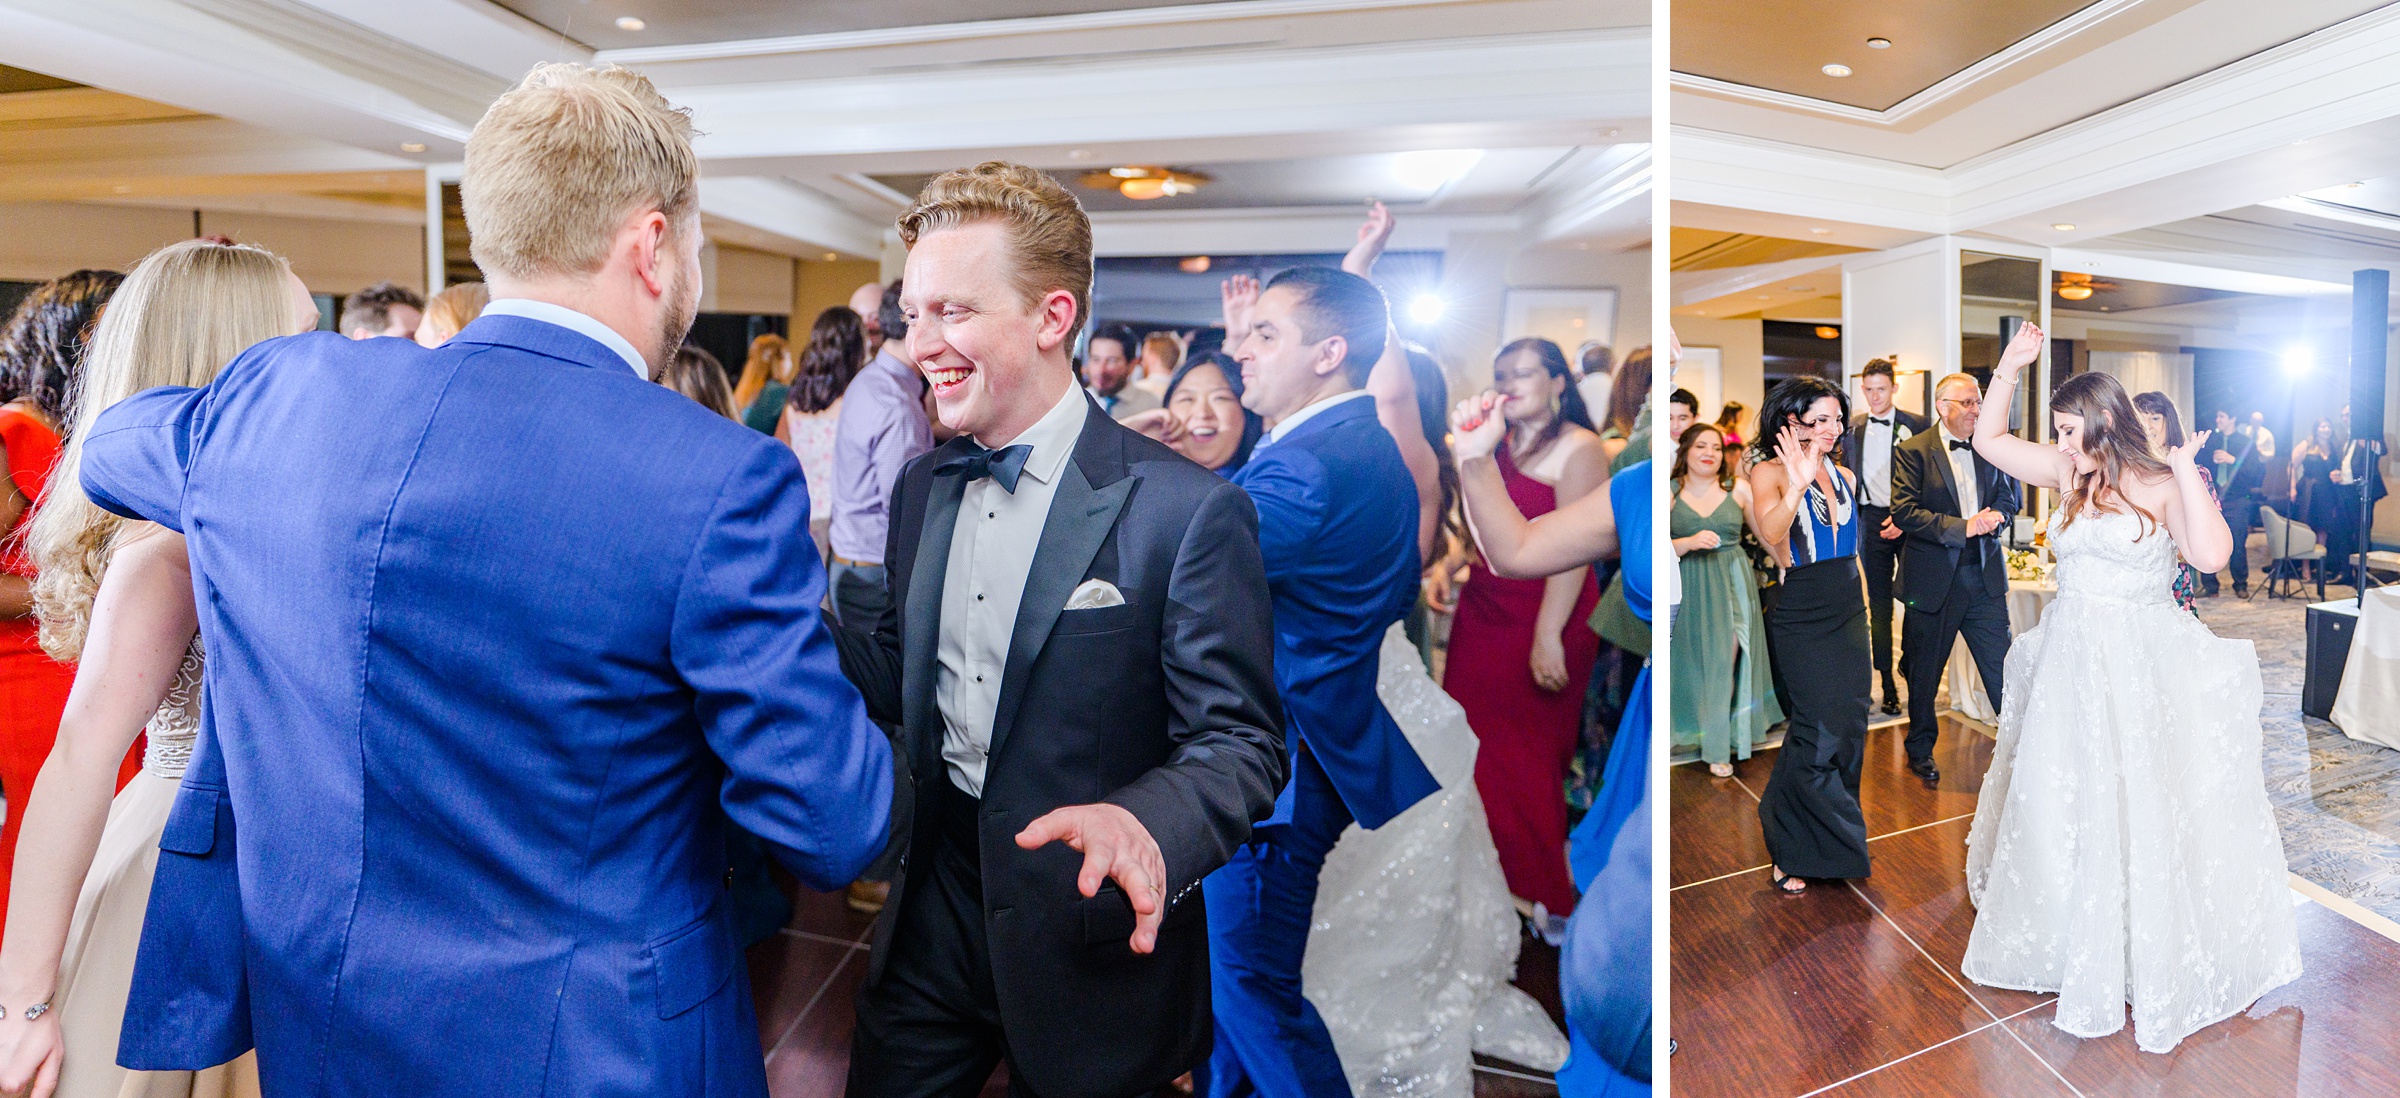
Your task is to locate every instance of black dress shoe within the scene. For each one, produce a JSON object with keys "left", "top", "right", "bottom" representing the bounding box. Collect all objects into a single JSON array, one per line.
[
  {"left": 2234, "top": 582, "right": 2251, "bottom": 599},
  {"left": 1878, "top": 677, "right": 1902, "bottom": 716},
  {"left": 1910, "top": 758, "right": 1941, "bottom": 787}
]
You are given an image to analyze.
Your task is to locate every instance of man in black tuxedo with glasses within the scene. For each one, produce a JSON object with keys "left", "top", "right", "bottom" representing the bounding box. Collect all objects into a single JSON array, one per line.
[
  {"left": 1842, "top": 357, "right": 1928, "bottom": 717},
  {"left": 1892, "top": 372, "right": 2019, "bottom": 787}
]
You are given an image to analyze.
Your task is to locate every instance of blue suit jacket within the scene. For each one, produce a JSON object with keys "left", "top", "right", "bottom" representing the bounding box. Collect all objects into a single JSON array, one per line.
[
  {"left": 80, "top": 315, "right": 893, "bottom": 1096},
  {"left": 1231, "top": 395, "right": 1436, "bottom": 829}
]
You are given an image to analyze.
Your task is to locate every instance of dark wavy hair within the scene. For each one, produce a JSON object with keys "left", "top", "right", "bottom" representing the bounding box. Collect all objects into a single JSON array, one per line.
[
  {"left": 1673, "top": 422, "right": 1735, "bottom": 491},
  {"left": 662, "top": 343, "right": 736, "bottom": 419},
  {"left": 1492, "top": 337, "right": 1593, "bottom": 465},
  {"left": 791, "top": 306, "right": 868, "bottom": 415},
  {"left": 2129, "top": 390, "right": 2186, "bottom": 450},
  {"left": 1748, "top": 375, "right": 1849, "bottom": 465},
  {"left": 0, "top": 269, "right": 124, "bottom": 430},
  {"left": 1404, "top": 343, "right": 1465, "bottom": 559},
  {"left": 2053, "top": 371, "right": 2169, "bottom": 536},
  {"left": 1163, "top": 350, "right": 1264, "bottom": 473}
]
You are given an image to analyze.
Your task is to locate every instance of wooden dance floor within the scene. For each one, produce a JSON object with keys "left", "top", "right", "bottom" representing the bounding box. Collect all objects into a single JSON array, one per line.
[
  {"left": 744, "top": 881, "right": 1569, "bottom": 1096},
  {"left": 1670, "top": 714, "right": 2400, "bottom": 1097}
]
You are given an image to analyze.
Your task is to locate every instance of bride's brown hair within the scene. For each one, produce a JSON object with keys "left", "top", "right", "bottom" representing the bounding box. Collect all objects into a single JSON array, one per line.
[{"left": 2052, "top": 370, "right": 2170, "bottom": 535}]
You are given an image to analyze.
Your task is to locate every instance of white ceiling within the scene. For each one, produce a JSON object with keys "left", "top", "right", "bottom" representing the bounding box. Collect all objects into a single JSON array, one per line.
[{"left": 0, "top": 0, "right": 1649, "bottom": 261}]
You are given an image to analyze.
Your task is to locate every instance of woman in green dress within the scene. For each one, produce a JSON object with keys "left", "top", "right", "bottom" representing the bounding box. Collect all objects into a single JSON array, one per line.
[{"left": 1671, "top": 421, "right": 1782, "bottom": 776}]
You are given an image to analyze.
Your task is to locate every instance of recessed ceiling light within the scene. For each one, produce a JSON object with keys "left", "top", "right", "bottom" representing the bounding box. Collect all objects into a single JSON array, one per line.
[
  {"left": 1809, "top": 227, "right": 1832, "bottom": 235},
  {"left": 1391, "top": 149, "right": 1483, "bottom": 191},
  {"left": 2052, "top": 223, "right": 2076, "bottom": 231},
  {"left": 1822, "top": 64, "right": 1853, "bottom": 78},
  {"left": 400, "top": 142, "right": 426, "bottom": 153},
  {"left": 822, "top": 252, "right": 837, "bottom": 261},
  {"left": 1067, "top": 148, "right": 1092, "bottom": 161},
  {"left": 615, "top": 16, "right": 645, "bottom": 31},
  {"left": 1867, "top": 37, "right": 1892, "bottom": 49}
]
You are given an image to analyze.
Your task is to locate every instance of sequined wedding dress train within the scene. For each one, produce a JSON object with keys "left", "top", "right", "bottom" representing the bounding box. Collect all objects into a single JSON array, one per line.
[
  {"left": 1963, "top": 509, "right": 2301, "bottom": 1053},
  {"left": 1302, "top": 625, "right": 1569, "bottom": 1096}
]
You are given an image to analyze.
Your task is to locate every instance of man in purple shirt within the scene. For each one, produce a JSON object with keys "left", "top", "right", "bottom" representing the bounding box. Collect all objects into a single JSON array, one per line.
[{"left": 828, "top": 279, "right": 936, "bottom": 629}]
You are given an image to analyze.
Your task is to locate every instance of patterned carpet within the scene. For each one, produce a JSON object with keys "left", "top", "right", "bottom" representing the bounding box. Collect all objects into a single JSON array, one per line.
[{"left": 2201, "top": 582, "right": 2400, "bottom": 927}]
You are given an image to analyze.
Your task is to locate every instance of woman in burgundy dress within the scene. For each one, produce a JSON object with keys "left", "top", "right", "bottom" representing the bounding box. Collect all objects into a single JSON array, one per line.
[
  {"left": 0, "top": 270, "right": 129, "bottom": 940},
  {"left": 1443, "top": 338, "right": 1607, "bottom": 918}
]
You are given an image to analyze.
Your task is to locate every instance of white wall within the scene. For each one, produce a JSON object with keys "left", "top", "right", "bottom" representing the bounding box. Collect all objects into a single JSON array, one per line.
[
  {"left": 1843, "top": 242, "right": 1956, "bottom": 414},
  {"left": 1670, "top": 315, "right": 1763, "bottom": 425}
]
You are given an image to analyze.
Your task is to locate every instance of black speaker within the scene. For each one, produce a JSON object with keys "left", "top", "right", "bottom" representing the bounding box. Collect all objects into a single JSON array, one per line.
[
  {"left": 2304, "top": 600, "right": 2360, "bottom": 720},
  {"left": 2352, "top": 269, "right": 2387, "bottom": 445}
]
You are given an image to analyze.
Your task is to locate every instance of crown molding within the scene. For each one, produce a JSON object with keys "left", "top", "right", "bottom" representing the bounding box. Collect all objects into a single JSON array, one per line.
[{"left": 1668, "top": 0, "right": 2155, "bottom": 128}]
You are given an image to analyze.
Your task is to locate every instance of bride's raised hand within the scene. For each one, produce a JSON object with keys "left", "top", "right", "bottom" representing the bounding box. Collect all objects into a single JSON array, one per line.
[
  {"left": 2170, "top": 429, "right": 2211, "bottom": 471},
  {"left": 1996, "top": 322, "right": 2045, "bottom": 378},
  {"left": 1775, "top": 423, "right": 1819, "bottom": 487}
]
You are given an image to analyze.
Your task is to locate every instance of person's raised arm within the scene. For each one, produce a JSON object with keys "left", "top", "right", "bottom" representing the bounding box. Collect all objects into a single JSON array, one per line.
[
  {"left": 2161, "top": 430, "right": 2232, "bottom": 572},
  {"left": 0, "top": 526, "right": 196, "bottom": 1097},
  {"left": 1973, "top": 323, "right": 2072, "bottom": 491},
  {"left": 1452, "top": 393, "right": 1617, "bottom": 578},
  {"left": 1366, "top": 334, "right": 1443, "bottom": 560},
  {"left": 1749, "top": 426, "right": 1822, "bottom": 566}
]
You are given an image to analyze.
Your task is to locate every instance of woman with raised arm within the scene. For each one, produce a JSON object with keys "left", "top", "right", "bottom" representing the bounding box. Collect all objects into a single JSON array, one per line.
[
  {"left": 1961, "top": 323, "right": 2300, "bottom": 1054},
  {"left": 1743, "top": 375, "right": 1873, "bottom": 894}
]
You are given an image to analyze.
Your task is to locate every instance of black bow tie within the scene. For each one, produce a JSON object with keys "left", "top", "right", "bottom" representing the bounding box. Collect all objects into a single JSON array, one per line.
[
  {"left": 1949, "top": 439, "right": 1974, "bottom": 452},
  {"left": 936, "top": 443, "right": 1035, "bottom": 493},
  {"left": 1869, "top": 416, "right": 1892, "bottom": 427}
]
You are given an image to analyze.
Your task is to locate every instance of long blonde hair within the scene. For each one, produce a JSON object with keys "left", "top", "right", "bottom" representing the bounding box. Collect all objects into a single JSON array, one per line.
[
  {"left": 29, "top": 239, "right": 295, "bottom": 660},
  {"left": 730, "top": 332, "right": 791, "bottom": 411}
]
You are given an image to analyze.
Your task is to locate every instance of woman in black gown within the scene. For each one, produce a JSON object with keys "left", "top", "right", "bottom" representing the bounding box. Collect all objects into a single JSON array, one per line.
[{"left": 1745, "top": 376, "right": 1873, "bottom": 893}]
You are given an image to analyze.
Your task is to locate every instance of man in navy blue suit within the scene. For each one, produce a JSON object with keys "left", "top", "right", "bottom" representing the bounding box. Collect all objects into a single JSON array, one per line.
[
  {"left": 1205, "top": 266, "right": 1439, "bottom": 1097},
  {"left": 68, "top": 64, "right": 893, "bottom": 1096}
]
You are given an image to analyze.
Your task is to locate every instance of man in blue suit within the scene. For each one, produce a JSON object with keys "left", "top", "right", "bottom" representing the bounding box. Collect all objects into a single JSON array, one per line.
[
  {"left": 1204, "top": 266, "right": 1439, "bottom": 1096},
  {"left": 70, "top": 64, "right": 893, "bottom": 1096}
]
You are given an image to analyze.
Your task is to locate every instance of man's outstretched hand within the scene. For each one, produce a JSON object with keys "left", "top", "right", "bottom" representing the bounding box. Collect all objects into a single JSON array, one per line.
[{"left": 1016, "top": 803, "right": 1167, "bottom": 954}]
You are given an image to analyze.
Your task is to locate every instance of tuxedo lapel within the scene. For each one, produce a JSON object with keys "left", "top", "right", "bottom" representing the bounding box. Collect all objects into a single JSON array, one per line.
[
  {"left": 904, "top": 459, "right": 968, "bottom": 777},
  {"left": 988, "top": 421, "right": 1133, "bottom": 763}
]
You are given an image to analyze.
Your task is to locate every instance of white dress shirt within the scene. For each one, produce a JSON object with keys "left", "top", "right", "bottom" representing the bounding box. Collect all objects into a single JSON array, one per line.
[
  {"left": 1860, "top": 411, "right": 1906, "bottom": 507},
  {"left": 1263, "top": 388, "right": 1374, "bottom": 447},
  {"left": 1940, "top": 422, "right": 1979, "bottom": 517},
  {"left": 936, "top": 382, "right": 1089, "bottom": 796},
  {"left": 482, "top": 298, "right": 650, "bottom": 379}
]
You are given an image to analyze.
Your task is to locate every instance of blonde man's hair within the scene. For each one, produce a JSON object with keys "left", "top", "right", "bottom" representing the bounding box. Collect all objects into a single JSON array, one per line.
[
  {"left": 417, "top": 281, "right": 489, "bottom": 346},
  {"left": 30, "top": 239, "right": 295, "bottom": 660},
  {"left": 897, "top": 161, "right": 1093, "bottom": 342},
  {"left": 463, "top": 63, "right": 698, "bottom": 281},
  {"left": 1141, "top": 331, "right": 1182, "bottom": 372}
]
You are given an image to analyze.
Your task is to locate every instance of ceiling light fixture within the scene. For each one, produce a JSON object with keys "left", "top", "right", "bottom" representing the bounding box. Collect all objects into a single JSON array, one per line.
[
  {"left": 1067, "top": 148, "right": 1093, "bottom": 161},
  {"left": 1822, "top": 64, "right": 1853, "bottom": 78},
  {"left": 2052, "top": 223, "right": 2076, "bottom": 231},
  {"left": 1867, "top": 37, "right": 1891, "bottom": 49},
  {"left": 822, "top": 252, "right": 838, "bottom": 262},
  {"left": 616, "top": 16, "right": 646, "bottom": 31},
  {"left": 1179, "top": 256, "right": 1212, "bottom": 273},
  {"left": 1392, "top": 149, "right": 1483, "bottom": 191},
  {"left": 2056, "top": 284, "right": 2093, "bottom": 301},
  {"left": 1408, "top": 294, "right": 1446, "bottom": 325},
  {"left": 401, "top": 142, "right": 427, "bottom": 153},
  {"left": 1815, "top": 326, "right": 1840, "bottom": 339},
  {"left": 1809, "top": 227, "right": 1831, "bottom": 235},
  {"left": 1080, "top": 166, "right": 1209, "bottom": 200}
]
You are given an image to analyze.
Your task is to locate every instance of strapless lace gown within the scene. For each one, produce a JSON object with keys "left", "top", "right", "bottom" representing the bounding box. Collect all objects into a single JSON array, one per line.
[
  {"left": 1963, "top": 510, "right": 2302, "bottom": 1053},
  {"left": 52, "top": 640, "right": 258, "bottom": 1098},
  {"left": 1301, "top": 625, "right": 1569, "bottom": 1096}
]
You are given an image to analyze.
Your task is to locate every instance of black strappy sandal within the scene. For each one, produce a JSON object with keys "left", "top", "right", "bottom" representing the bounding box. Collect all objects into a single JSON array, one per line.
[{"left": 1770, "top": 868, "right": 1807, "bottom": 894}]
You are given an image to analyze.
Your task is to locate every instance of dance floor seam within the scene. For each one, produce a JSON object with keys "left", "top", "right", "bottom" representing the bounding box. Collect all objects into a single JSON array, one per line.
[{"left": 1789, "top": 1000, "right": 2061, "bottom": 1098}]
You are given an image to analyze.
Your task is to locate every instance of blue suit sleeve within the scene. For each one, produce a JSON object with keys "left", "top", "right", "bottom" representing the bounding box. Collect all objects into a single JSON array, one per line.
[
  {"left": 671, "top": 440, "right": 895, "bottom": 891},
  {"left": 1233, "top": 448, "right": 1327, "bottom": 580},
  {"left": 78, "top": 385, "right": 205, "bottom": 531}
]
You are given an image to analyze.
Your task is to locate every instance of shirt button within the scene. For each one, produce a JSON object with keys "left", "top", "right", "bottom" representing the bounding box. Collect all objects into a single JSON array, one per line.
[
  {"left": 987, "top": 512, "right": 996, "bottom": 519},
  {"left": 976, "top": 593, "right": 984, "bottom": 601},
  {"left": 975, "top": 674, "right": 984, "bottom": 683}
]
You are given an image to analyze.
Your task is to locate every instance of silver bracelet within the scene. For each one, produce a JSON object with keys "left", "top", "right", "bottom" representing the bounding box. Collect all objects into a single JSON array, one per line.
[{"left": 0, "top": 999, "right": 50, "bottom": 1021}]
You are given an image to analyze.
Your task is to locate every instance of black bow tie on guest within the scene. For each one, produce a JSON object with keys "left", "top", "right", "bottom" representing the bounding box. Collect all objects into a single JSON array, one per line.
[
  {"left": 1949, "top": 439, "right": 1975, "bottom": 452},
  {"left": 937, "top": 443, "right": 1035, "bottom": 493},
  {"left": 1870, "top": 415, "right": 1892, "bottom": 427}
]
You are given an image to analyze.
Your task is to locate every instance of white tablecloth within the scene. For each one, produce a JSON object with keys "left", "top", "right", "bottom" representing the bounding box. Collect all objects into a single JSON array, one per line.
[
  {"left": 2332, "top": 587, "right": 2400, "bottom": 750},
  {"left": 1945, "top": 579, "right": 2056, "bottom": 724}
]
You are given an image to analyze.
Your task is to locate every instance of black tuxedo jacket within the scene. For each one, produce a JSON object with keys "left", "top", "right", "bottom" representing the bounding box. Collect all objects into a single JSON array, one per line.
[
  {"left": 2343, "top": 438, "right": 2390, "bottom": 505},
  {"left": 1843, "top": 408, "right": 1929, "bottom": 506},
  {"left": 834, "top": 395, "right": 1285, "bottom": 1097},
  {"left": 2207, "top": 429, "right": 2266, "bottom": 500},
  {"left": 1891, "top": 428, "right": 2021, "bottom": 612}
]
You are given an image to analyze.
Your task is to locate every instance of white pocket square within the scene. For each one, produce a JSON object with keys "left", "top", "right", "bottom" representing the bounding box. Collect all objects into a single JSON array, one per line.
[{"left": 1065, "top": 579, "right": 1126, "bottom": 610}]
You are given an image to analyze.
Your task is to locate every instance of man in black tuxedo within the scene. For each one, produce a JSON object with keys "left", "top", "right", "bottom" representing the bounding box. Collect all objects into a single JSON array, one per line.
[
  {"left": 1891, "top": 372, "right": 2020, "bottom": 786},
  {"left": 834, "top": 163, "right": 1286, "bottom": 1098},
  {"left": 2329, "top": 402, "right": 2388, "bottom": 584},
  {"left": 1842, "top": 357, "right": 1929, "bottom": 716},
  {"left": 2204, "top": 408, "right": 2266, "bottom": 597}
]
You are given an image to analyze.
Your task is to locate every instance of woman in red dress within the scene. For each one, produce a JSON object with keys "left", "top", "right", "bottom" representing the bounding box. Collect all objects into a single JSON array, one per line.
[
  {"left": 1443, "top": 338, "right": 1607, "bottom": 918},
  {"left": 0, "top": 270, "right": 129, "bottom": 941}
]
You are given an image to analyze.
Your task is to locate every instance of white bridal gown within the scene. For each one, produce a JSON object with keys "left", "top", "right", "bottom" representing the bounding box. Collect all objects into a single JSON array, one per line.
[
  {"left": 1302, "top": 625, "right": 1569, "bottom": 1096},
  {"left": 1963, "top": 509, "right": 2302, "bottom": 1054}
]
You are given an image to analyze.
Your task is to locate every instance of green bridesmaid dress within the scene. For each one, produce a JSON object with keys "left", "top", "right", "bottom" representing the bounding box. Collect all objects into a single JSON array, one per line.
[{"left": 1670, "top": 489, "right": 1782, "bottom": 765}]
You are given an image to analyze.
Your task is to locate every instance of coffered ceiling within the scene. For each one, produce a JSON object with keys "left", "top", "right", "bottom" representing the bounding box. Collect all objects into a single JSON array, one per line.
[{"left": 1673, "top": 0, "right": 2097, "bottom": 113}]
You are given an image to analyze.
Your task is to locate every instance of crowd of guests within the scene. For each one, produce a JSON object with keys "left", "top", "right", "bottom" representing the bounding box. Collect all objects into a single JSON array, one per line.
[{"left": 0, "top": 63, "right": 1654, "bottom": 1098}]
